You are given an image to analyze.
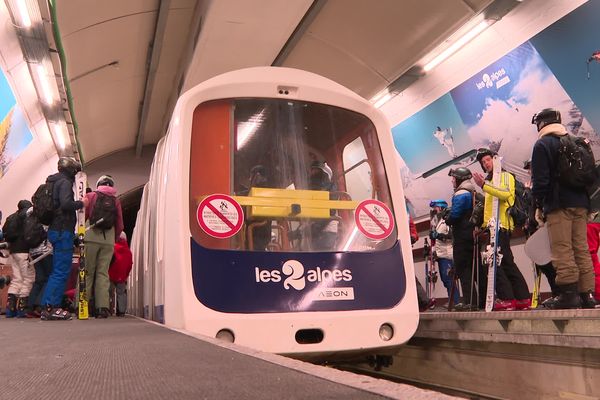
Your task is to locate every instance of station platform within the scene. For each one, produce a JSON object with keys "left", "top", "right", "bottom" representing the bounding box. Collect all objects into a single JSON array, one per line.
[
  {"left": 0, "top": 316, "right": 458, "bottom": 400},
  {"left": 364, "top": 308, "right": 600, "bottom": 399}
]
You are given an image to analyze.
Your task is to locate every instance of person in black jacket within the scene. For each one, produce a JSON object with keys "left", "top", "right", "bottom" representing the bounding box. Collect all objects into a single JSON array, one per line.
[
  {"left": 40, "top": 157, "right": 88, "bottom": 320},
  {"left": 531, "top": 108, "right": 596, "bottom": 309},
  {"left": 3, "top": 200, "right": 33, "bottom": 317}
]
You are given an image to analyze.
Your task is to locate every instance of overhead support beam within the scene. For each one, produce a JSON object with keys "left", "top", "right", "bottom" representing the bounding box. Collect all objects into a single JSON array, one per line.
[
  {"left": 271, "top": 0, "right": 327, "bottom": 66},
  {"left": 135, "top": 0, "right": 171, "bottom": 158}
]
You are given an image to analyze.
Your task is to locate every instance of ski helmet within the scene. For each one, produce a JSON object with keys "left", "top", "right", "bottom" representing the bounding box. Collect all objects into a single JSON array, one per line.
[
  {"left": 531, "top": 108, "right": 561, "bottom": 131},
  {"left": 57, "top": 156, "right": 81, "bottom": 177},
  {"left": 448, "top": 167, "right": 472, "bottom": 186},
  {"left": 96, "top": 175, "right": 114, "bottom": 188},
  {"left": 429, "top": 199, "right": 448, "bottom": 209}
]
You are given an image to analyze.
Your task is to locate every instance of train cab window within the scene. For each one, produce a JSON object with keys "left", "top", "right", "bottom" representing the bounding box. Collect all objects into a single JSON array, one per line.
[{"left": 189, "top": 98, "right": 397, "bottom": 253}]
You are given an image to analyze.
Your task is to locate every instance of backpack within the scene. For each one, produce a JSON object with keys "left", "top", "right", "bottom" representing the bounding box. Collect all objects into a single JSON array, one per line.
[
  {"left": 90, "top": 191, "right": 117, "bottom": 230},
  {"left": 23, "top": 214, "right": 46, "bottom": 248},
  {"left": 507, "top": 177, "right": 531, "bottom": 229},
  {"left": 2, "top": 212, "right": 22, "bottom": 242},
  {"left": 556, "top": 134, "right": 597, "bottom": 189},
  {"left": 469, "top": 191, "right": 485, "bottom": 227},
  {"left": 32, "top": 180, "right": 57, "bottom": 225}
]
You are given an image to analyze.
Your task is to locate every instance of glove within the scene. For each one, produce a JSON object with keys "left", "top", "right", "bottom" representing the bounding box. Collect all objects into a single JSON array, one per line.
[
  {"left": 535, "top": 208, "right": 545, "bottom": 227},
  {"left": 429, "top": 231, "right": 438, "bottom": 240}
]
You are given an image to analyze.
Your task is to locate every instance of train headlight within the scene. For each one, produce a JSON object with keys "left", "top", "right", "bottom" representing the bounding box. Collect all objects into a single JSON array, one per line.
[
  {"left": 216, "top": 329, "right": 235, "bottom": 343},
  {"left": 379, "top": 323, "right": 394, "bottom": 341}
]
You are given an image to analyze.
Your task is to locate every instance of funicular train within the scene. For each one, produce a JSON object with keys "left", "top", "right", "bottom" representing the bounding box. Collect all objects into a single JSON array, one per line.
[{"left": 130, "top": 66, "right": 419, "bottom": 359}]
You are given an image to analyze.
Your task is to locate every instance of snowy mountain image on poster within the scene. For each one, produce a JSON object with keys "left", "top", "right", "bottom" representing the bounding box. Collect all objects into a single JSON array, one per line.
[
  {"left": 392, "top": 41, "right": 597, "bottom": 218},
  {"left": 0, "top": 71, "right": 33, "bottom": 178}
]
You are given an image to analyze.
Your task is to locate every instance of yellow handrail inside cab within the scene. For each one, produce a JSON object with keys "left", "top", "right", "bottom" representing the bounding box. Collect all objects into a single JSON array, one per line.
[{"left": 197, "top": 188, "right": 359, "bottom": 219}]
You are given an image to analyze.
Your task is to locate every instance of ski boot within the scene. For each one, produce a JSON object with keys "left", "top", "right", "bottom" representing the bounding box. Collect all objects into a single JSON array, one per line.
[
  {"left": 580, "top": 291, "right": 598, "bottom": 309},
  {"left": 515, "top": 298, "right": 531, "bottom": 310},
  {"left": 493, "top": 299, "right": 517, "bottom": 311},
  {"left": 544, "top": 284, "right": 581, "bottom": 309},
  {"left": 95, "top": 308, "right": 110, "bottom": 319},
  {"left": 5, "top": 293, "right": 17, "bottom": 318},
  {"left": 15, "top": 296, "right": 28, "bottom": 318}
]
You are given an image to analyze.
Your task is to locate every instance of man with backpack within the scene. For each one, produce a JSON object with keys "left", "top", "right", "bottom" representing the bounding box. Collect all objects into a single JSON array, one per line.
[
  {"left": 531, "top": 108, "right": 596, "bottom": 309},
  {"left": 40, "top": 157, "right": 87, "bottom": 321},
  {"left": 473, "top": 148, "right": 530, "bottom": 311},
  {"left": 84, "top": 175, "right": 124, "bottom": 318},
  {"left": 2, "top": 200, "right": 34, "bottom": 317}
]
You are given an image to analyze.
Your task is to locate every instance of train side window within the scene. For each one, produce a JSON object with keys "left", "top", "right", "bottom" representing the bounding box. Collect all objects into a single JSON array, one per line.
[{"left": 342, "top": 137, "right": 373, "bottom": 200}]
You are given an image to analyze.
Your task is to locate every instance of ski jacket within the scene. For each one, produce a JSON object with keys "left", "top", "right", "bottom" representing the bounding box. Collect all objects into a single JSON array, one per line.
[
  {"left": 409, "top": 216, "right": 418, "bottom": 244},
  {"left": 447, "top": 180, "right": 476, "bottom": 243},
  {"left": 531, "top": 123, "right": 590, "bottom": 214},
  {"left": 84, "top": 185, "right": 124, "bottom": 244},
  {"left": 48, "top": 172, "right": 84, "bottom": 232},
  {"left": 6, "top": 200, "right": 32, "bottom": 254},
  {"left": 108, "top": 237, "right": 133, "bottom": 283},
  {"left": 431, "top": 214, "right": 452, "bottom": 260},
  {"left": 481, "top": 170, "right": 515, "bottom": 231}
]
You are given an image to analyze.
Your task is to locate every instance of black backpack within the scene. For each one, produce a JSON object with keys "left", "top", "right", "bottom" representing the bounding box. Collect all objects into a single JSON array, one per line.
[
  {"left": 2, "top": 212, "right": 22, "bottom": 242},
  {"left": 23, "top": 214, "right": 46, "bottom": 248},
  {"left": 32, "top": 180, "right": 57, "bottom": 225},
  {"left": 556, "top": 134, "right": 597, "bottom": 189},
  {"left": 90, "top": 191, "right": 117, "bottom": 230},
  {"left": 507, "top": 177, "right": 531, "bottom": 229}
]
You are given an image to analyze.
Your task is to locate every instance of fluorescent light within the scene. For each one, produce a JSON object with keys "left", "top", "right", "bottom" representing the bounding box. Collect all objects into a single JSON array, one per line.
[
  {"left": 236, "top": 108, "right": 265, "bottom": 149},
  {"left": 50, "top": 122, "right": 66, "bottom": 150},
  {"left": 36, "top": 64, "right": 55, "bottom": 104},
  {"left": 16, "top": 0, "right": 32, "bottom": 28},
  {"left": 423, "top": 20, "right": 490, "bottom": 72},
  {"left": 371, "top": 89, "right": 394, "bottom": 109}
]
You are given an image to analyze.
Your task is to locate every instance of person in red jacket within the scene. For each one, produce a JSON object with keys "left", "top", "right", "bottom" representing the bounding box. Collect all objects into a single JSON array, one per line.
[
  {"left": 108, "top": 232, "right": 133, "bottom": 316},
  {"left": 586, "top": 213, "right": 600, "bottom": 302}
]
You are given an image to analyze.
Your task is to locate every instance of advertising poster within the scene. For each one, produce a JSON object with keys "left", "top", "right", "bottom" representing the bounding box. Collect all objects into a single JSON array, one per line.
[
  {"left": 0, "top": 71, "right": 33, "bottom": 178},
  {"left": 393, "top": 39, "right": 599, "bottom": 218}
]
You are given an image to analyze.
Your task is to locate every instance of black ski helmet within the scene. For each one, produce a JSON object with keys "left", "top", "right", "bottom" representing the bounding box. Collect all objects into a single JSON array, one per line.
[
  {"left": 475, "top": 148, "right": 496, "bottom": 170},
  {"left": 448, "top": 167, "right": 472, "bottom": 186},
  {"left": 57, "top": 156, "right": 81, "bottom": 177},
  {"left": 531, "top": 108, "right": 561, "bottom": 131},
  {"left": 96, "top": 175, "right": 114, "bottom": 188}
]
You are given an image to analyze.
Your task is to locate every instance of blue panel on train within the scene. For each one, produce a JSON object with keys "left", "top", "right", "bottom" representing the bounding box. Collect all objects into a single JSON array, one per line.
[{"left": 190, "top": 238, "right": 407, "bottom": 313}]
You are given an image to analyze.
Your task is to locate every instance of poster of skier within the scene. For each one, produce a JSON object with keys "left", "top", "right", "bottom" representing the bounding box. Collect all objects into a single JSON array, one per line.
[
  {"left": 0, "top": 71, "right": 33, "bottom": 179},
  {"left": 393, "top": 41, "right": 599, "bottom": 219}
]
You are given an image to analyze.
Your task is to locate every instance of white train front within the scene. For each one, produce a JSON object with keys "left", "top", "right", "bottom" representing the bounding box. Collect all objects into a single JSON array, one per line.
[{"left": 130, "top": 66, "right": 419, "bottom": 358}]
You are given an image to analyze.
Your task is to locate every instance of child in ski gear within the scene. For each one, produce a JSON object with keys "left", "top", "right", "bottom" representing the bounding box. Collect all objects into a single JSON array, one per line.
[
  {"left": 3, "top": 200, "right": 34, "bottom": 317},
  {"left": 84, "top": 174, "right": 124, "bottom": 318},
  {"left": 446, "top": 167, "right": 479, "bottom": 310},
  {"left": 109, "top": 231, "right": 133, "bottom": 316},
  {"left": 41, "top": 157, "right": 87, "bottom": 321},
  {"left": 429, "top": 199, "right": 459, "bottom": 306},
  {"left": 530, "top": 108, "right": 596, "bottom": 309},
  {"left": 473, "top": 148, "right": 529, "bottom": 311}
]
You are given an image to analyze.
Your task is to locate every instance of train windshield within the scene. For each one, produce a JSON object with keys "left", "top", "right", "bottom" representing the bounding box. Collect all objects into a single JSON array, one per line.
[{"left": 189, "top": 98, "right": 397, "bottom": 252}]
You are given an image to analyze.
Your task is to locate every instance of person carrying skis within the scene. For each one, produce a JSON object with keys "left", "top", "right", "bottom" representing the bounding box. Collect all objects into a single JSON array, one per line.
[
  {"left": 109, "top": 231, "right": 132, "bottom": 316},
  {"left": 445, "top": 167, "right": 479, "bottom": 310},
  {"left": 84, "top": 175, "right": 124, "bottom": 318},
  {"left": 473, "top": 148, "right": 529, "bottom": 311},
  {"left": 41, "top": 157, "right": 87, "bottom": 321},
  {"left": 429, "top": 199, "right": 459, "bottom": 307},
  {"left": 530, "top": 108, "right": 596, "bottom": 309},
  {"left": 2, "top": 200, "right": 34, "bottom": 317}
]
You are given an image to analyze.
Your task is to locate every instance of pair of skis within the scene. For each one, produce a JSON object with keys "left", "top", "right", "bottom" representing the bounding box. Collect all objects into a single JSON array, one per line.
[
  {"left": 75, "top": 172, "right": 88, "bottom": 320},
  {"left": 423, "top": 238, "right": 438, "bottom": 306},
  {"left": 483, "top": 155, "right": 503, "bottom": 312}
]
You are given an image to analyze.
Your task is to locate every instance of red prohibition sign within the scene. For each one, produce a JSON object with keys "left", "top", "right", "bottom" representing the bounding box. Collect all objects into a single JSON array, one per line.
[
  {"left": 197, "top": 194, "right": 244, "bottom": 238},
  {"left": 354, "top": 199, "right": 394, "bottom": 240}
]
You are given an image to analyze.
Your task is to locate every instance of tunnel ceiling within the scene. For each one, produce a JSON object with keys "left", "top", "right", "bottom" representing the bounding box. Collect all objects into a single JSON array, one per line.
[{"left": 55, "top": 0, "right": 506, "bottom": 165}]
